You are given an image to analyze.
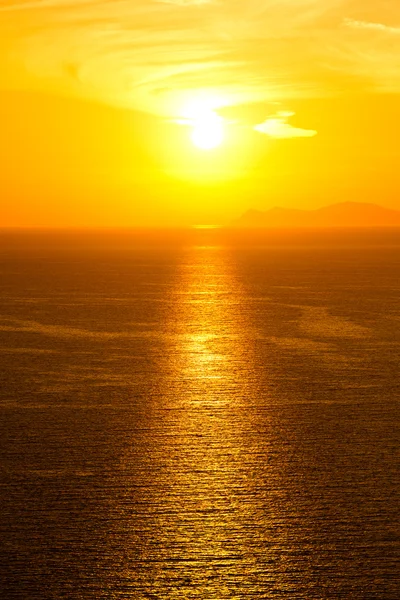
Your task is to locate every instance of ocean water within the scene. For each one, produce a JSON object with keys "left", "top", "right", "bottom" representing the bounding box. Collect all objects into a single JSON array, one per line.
[{"left": 0, "top": 229, "right": 399, "bottom": 599}]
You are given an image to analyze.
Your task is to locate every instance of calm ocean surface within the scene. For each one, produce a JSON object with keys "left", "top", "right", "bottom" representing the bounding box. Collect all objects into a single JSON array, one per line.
[{"left": 0, "top": 229, "right": 399, "bottom": 599}]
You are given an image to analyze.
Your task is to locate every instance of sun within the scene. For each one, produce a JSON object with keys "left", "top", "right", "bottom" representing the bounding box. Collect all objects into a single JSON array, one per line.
[
  {"left": 178, "top": 97, "right": 225, "bottom": 150},
  {"left": 191, "top": 110, "right": 224, "bottom": 150}
]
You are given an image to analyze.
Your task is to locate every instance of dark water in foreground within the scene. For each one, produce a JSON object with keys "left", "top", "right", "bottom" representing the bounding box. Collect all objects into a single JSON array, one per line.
[{"left": 0, "top": 229, "right": 399, "bottom": 599}]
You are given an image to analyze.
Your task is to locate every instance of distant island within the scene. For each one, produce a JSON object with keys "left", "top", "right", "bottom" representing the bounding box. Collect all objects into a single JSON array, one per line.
[{"left": 235, "top": 202, "right": 400, "bottom": 228}]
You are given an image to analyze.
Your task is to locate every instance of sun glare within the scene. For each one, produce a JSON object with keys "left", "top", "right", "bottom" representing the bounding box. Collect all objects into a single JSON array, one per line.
[
  {"left": 191, "top": 111, "right": 224, "bottom": 150},
  {"left": 179, "top": 97, "right": 226, "bottom": 151}
]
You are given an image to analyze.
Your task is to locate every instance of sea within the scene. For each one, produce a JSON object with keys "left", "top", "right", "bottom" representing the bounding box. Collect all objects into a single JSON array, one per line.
[{"left": 0, "top": 228, "right": 399, "bottom": 599}]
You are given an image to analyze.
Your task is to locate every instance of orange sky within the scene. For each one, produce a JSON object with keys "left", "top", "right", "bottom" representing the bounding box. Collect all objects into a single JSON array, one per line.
[{"left": 1, "top": 0, "right": 400, "bottom": 226}]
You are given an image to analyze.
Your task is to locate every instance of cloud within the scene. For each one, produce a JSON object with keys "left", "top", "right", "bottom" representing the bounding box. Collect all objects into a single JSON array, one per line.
[
  {"left": 343, "top": 18, "right": 400, "bottom": 35},
  {"left": 1, "top": 1, "right": 400, "bottom": 118},
  {"left": 254, "top": 111, "right": 317, "bottom": 139}
]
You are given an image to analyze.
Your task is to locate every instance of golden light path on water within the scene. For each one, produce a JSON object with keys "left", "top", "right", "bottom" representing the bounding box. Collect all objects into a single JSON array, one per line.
[{"left": 119, "top": 245, "right": 291, "bottom": 598}]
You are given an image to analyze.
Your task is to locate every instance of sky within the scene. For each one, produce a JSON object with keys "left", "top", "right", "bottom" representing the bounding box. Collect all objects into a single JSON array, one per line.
[{"left": 1, "top": 0, "right": 400, "bottom": 226}]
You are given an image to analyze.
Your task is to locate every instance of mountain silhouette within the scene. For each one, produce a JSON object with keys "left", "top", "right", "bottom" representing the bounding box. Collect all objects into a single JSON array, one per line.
[{"left": 235, "top": 202, "right": 400, "bottom": 228}]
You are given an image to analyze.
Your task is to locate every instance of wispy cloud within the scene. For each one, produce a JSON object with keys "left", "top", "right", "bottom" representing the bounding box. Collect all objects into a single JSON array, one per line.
[
  {"left": 254, "top": 111, "right": 317, "bottom": 139},
  {"left": 343, "top": 18, "right": 400, "bottom": 35},
  {"left": 1, "top": 1, "right": 400, "bottom": 117}
]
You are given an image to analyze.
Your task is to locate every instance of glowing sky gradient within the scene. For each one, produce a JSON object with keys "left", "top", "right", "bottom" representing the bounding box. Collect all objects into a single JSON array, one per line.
[{"left": 1, "top": 0, "right": 400, "bottom": 226}]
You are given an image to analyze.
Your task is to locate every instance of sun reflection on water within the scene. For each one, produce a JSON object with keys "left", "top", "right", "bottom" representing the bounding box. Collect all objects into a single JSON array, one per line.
[{"left": 135, "top": 245, "right": 281, "bottom": 596}]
